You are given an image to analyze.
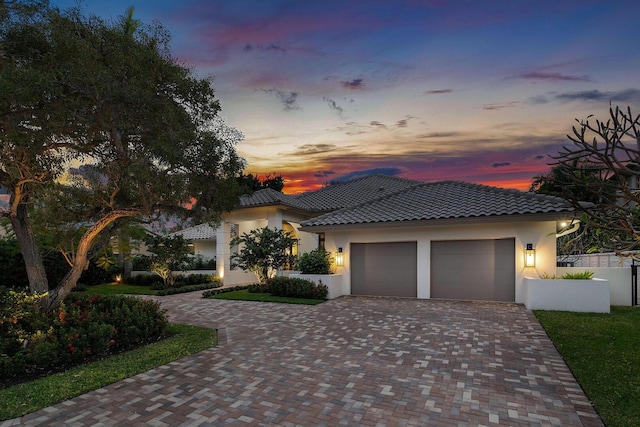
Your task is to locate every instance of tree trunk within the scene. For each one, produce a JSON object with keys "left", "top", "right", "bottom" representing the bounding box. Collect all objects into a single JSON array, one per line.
[
  {"left": 10, "top": 202, "right": 49, "bottom": 293},
  {"left": 41, "top": 208, "right": 141, "bottom": 313}
]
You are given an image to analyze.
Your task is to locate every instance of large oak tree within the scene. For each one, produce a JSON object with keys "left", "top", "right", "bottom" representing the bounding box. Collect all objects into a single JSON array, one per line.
[{"left": 0, "top": 1, "right": 245, "bottom": 311}]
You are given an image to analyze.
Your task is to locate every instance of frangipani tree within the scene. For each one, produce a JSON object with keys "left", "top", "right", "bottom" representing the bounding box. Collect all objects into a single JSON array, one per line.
[{"left": 547, "top": 105, "right": 640, "bottom": 257}]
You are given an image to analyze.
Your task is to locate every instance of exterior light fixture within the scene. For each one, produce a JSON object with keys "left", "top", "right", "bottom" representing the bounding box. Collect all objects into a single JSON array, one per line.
[
  {"left": 525, "top": 243, "right": 536, "bottom": 267},
  {"left": 335, "top": 247, "right": 344, "bottom": 267}
]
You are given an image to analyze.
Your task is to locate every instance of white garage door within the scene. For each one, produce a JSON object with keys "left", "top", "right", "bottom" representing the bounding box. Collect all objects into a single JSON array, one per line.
[
  {"left": 431, "top": 238, "right": 515, "bottom": 302},
  {"left": 351, "top": 242, "right": 417, "bottom": 297}
]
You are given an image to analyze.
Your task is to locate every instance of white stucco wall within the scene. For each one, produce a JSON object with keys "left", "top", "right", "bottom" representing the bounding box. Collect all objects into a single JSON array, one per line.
[
  {"left": 218, "top": 206, "right": 319, "bottom": 286},
  {"left": 557, "top": 266, "right": 634, "bottom": 306},
  {"left": 192, "top": 241, "right": 216, "bottom": 260},
  {"left": 321, "top": 220, "right": 558, "bottom": 303}
]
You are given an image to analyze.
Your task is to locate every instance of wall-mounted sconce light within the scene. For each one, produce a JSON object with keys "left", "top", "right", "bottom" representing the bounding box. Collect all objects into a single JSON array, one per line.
[
  {"left": 335, "top": 247, "right": 344, "bottom": 267},
  {"left": 525, "top": 243, "right": 536, "bottom": 267}
]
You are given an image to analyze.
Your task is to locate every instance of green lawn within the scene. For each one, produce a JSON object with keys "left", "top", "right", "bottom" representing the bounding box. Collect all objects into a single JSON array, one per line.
[
  {"left": 535, "top": 307, "right": 640, "bottom": 427},
  {"left": 0, "top": 323, "right": 216, "bottom": 421},
  {"left": 211, "top": 289, "right": 324, "bottom": 305},
  {"left": 82, "top": 282, "right": 158, "bottom": 295}
]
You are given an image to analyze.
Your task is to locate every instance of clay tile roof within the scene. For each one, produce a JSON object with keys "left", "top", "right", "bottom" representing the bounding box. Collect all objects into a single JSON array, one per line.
[
  {"left": 238, "top": 188, "right": 312, "bottom": 210},
  {"left": 294, "top": 174, "right": 421, "bottom": 211},
  {"left": 170, "top": 223, "right": 216, "bottom": 240},
  {"left": 237, "top": 175, "right": 422, "bottom": 212},
  {"left": 301, "top": 181, "right": 574, "bottom": 228}
]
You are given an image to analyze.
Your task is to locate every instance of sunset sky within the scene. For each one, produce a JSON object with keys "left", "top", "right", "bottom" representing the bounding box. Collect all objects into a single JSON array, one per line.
[{"left": 52, "top": 0, "right": 640, "bottom": 193}]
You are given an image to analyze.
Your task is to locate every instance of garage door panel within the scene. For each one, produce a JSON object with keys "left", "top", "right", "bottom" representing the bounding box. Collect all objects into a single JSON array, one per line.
[
  {"left": 351, "top": 242, "right": 417, "bottom": 297},
  {"left": 431, "top": 239, "right": 515, "bottom": 302}
]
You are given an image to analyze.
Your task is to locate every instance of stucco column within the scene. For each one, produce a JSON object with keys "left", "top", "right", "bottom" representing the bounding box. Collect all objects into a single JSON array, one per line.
[{"left": 216, "top": 222, "right": 229, "bottom": 281}]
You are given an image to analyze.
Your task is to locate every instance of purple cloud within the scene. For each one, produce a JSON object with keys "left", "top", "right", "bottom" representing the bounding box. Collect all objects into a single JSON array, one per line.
[
  {"left": 555, "top": 88, "right": 640, "bottom": 103},
  {"left": 243, "top": 43, "right": 287, "bottom": 53},
  {"left": 483, "top": 102, "right": 518, "bottom": 111},
  {"left": 492, "top": 162, "right": 511, "bottom": 168},
  {"left": 341, "top": 78, "right": 365, "bottom": 90},
  {"left": 314, "top": 170, "right": 335, "bottom": 178},
  {"left": 424, "top": 89, "right": 453, "bottom": 95},
  {"left": 519, "top": 71, "right": 591, "bottom": 82}
]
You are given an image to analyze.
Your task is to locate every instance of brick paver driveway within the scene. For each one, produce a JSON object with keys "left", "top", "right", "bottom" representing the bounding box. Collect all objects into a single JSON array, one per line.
[{"left": 9, "top": 293, "right": 602, "bottom": 426}]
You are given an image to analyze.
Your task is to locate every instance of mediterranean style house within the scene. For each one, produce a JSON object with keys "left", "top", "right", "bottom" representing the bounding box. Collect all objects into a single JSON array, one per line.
[{"left": 205, "top": 174, "right": 577, "bottom": 303}]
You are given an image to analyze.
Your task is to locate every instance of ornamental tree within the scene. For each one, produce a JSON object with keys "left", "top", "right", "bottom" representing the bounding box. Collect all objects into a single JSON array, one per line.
[
  {"left": 143, "top": 234, "right": 192, "bottom": 287},
  {"left": 230, "top": 227, "right": 296, "bottom": 283},
  {"left": 0, "top": 1, "right": 245, "bottom": 311},
  {"left": 544, "top": 105, "right": 640, "bottom": 257}
]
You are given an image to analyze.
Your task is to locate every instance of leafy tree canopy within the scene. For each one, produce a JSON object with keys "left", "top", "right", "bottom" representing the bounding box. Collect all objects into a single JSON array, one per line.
[
  {"left": 0, "top": 1, "right": 246, "bottom": 311},
  {"left": 536, "top": 105, "right": 640, "bottom": 257},
  {"left": 237, "top": 173, "right": 285, "bottom": 192},
  {"left": 230, "top": 227, "right": 296, "bottom": 283}
]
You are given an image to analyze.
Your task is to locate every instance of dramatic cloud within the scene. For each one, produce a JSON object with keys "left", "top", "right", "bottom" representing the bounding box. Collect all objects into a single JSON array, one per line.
[
  {"left": 492, "top": 162, "right": 511, "bottom": 168},
  {"left": 259, "top": 88, "right": 301, "bottom": 110},
  {"left": 555, "top": 88, "right": 640, "bottom": 104},
  {"left": 424, "top": 89, "right": 453, "bottom": 95},
  {"left": 293, "top": 144, "right": 336, "bottom": 155},
  {"left": 334, "top": 167, "right": 403, "bottom": 183},
  {"left": 243, "top": 43, "right": 287, "bottom": 53},
  {"left": 313, "top": 170, "right": 335, "bottom": 178},
  {"left": 323, "top": 97, "right": 344, "bottom": 118},
  {"left": 518, "top": 71, "right": 591, "bottom": 82},
  {"left": 341, "top": 78, "right": 365, "bottom": 90}
]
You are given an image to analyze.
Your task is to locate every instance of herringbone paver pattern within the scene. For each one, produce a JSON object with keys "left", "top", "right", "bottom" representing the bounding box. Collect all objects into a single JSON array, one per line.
[{"left": 5, "top": 293, "right": 602, "bottom": 426}]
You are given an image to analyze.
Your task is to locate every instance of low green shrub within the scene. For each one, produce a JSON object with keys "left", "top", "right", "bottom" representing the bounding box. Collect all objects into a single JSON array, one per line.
[
  {"left": 561, "top": 270, "right": 595, "bottom": 280},
  {"left": 174, "top": 273, "right": 218, "bottom": 287},
  {"left": 264, "top": 276, "right": 328, "bottom": 300},
  {"left": 186, "top": 255, "right": 216, "bottom": 270},
  {"left": 126, "top": 274, "right": 163, "bottom": 287},
  {"left": 296, "top": 248, "right": 333, "bottom": 274},
  {"left": 131, "top": 255, "right": 152, "bottom": 271},
  {"left": 539, "top": 271, "right": 595, "bottom": 280},
  {"left": 156, "top": 282, "right": 222, "bottom": 296},
  {"left": 202, "top": 285, "right": 250, "bottom": 298},
  {"left": 0, "top": 288, "right": 167, "bottom": 381}
]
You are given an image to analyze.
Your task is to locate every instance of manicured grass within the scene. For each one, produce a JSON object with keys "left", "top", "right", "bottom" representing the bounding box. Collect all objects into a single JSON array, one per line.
[
  {"left": 535, "top": 307, "right": 640, "bottom": 427},
  {"left": 0, "top": 323, "right": 216, "bottom": 421},
  {"left": 83, "top": 282, "right": 158, "bottom": 295},
  {"left": 211, "top": 289, "right": 324, "bottom": 305}
]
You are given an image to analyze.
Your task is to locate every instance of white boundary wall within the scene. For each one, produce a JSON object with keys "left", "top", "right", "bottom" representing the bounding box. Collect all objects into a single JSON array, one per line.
[{"left": 557, "top": 267, "right": 633, "bottom": 306}]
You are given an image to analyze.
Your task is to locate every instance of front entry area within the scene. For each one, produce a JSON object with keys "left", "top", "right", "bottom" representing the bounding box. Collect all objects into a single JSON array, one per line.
[
  {"left": 351, "top": 242, "right": 417, "bottom": 297},
  {"left": 430, "top": 238, "right": 515, "bottom": 302}
]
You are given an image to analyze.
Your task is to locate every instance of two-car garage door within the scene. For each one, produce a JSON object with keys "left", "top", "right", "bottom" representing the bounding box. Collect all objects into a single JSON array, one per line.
[{"left": 350, "top": 238, "right": 515, "bottom": 302}]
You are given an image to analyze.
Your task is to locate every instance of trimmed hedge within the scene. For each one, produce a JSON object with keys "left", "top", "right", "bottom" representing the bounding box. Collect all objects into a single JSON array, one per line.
[
  {"left": 156, "top": 282, "right": 222, "bottom": 296},
  {"left": 202, "top": 285, "right": 251, "bottom": 298},
  {"left": 250, "top": 277, "right": 328, "bottom": 300}
]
